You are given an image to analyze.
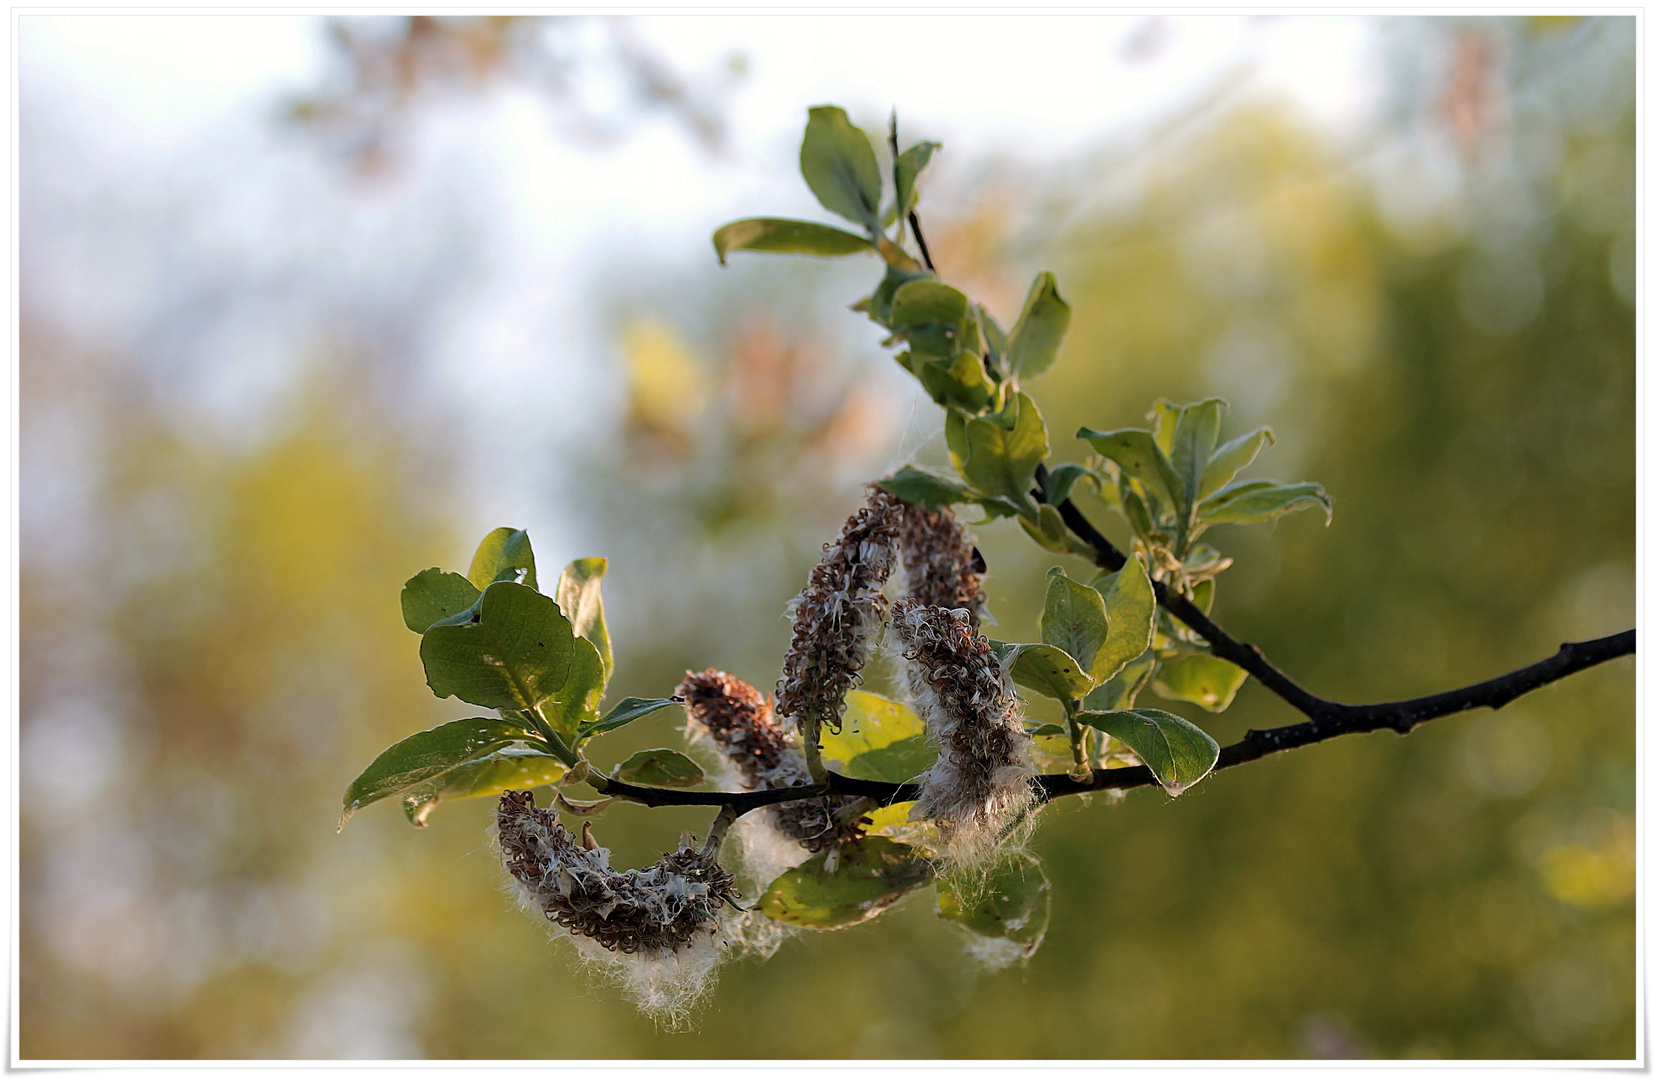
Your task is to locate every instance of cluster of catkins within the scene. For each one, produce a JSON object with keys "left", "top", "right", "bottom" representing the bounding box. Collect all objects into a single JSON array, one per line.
[
  {"left": 496, "top": 485, "right": 1036, "bottom": 986},
  {"left": 685, "top": 486, "right": 1036, "bottom": 871}
]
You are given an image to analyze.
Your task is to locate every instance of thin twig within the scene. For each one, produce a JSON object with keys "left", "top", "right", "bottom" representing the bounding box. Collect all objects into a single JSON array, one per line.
[{"left": 586, "top": 466, "right": 1633, "bottom": 814}]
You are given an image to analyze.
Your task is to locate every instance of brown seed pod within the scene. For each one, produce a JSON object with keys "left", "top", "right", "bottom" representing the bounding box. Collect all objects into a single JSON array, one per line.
[
  {"left": 774, "top": 486, "right": 902, "bottom": 738},
  {"left": 896, "top": 501, "right": 986, "bottom": 622},
  {"left": 677, "top": 669, "right": 865, "bottom": 852},
  {"left": 496, "top": 790, "right": 738, "bottom": 956},
  {"left": 890, "top": 599, "right": 1036, "bottom": 864}
]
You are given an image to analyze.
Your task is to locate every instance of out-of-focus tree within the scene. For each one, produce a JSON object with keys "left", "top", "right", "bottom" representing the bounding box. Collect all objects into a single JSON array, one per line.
[
  {"left": 287, "top": 15, "right": 744, "bottom": 174},
  {"left": 20, "top": 13, "right": 1633, "bottom": 1061}
]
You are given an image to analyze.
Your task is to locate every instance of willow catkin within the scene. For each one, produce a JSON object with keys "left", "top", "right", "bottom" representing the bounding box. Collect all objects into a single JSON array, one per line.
[
  {"left": 774, "top": 486, "right": 902, "bottom": 737},
  {"left": 890, "top": 598, "right": 1037, "bottom": 867},
  {"left": 496, "top": 790, "right": 738, "bottom": 956},
  {"left": 677, "top": 669, "right": 864, "bottom": 852},
  {"left": 896, "top": 501, "right": 986, "bottom": 622}
]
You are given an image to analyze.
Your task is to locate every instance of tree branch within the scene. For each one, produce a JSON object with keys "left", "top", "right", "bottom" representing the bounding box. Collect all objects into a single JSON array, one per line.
[{"left": 588, "top": 468, "right": 1632, "bottom": 816}]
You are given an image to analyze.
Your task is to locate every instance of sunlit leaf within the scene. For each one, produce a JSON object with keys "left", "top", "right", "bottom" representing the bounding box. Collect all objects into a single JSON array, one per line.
[
  {"left": 1044, "top": 462, "right": 1102, "bottom": 507},
  {"left": 401, "top": 749, "right": 567, "bottom": 827},
  {"left": 555, "top": 557, "right": 612, "bottom": 680},
  {"left": 935, "top": 852, "right": 1050, "bottom": 958},
  {"left": 578, "top": 696, "right": 677, "bottom": 741},
  {"left": 1169, "top": 398, "right": 1226, "bottom": 513},
  {"left": 613, "top": 747, "right": 705, "bottom": 788},
  {"left": 1199, "top": 480, "right": 1333, "bottom": 527},
  {"left": 1198, "top": 426, "right": 1275, "bottom": 501},
  {"left": 1153, "top": 653, "right": 1248, "bottom": 713},
  {"left": 962, "top": 392, "right": 1047, "bottom": 507},
  {"left": 915, "top": 351, "right": 993, "bottom": 412},
  {"left": 1018, "top": 503, "right": 1070, "bottom": 553},
  {"left": 1077, "top": 426, "right": 1183, "bottom": 508},
  {"left": 1000, "top": 641, "right": 1095, "bottom": 701},
  {"left": 877, "top": 464, "right": 972, "bottom": 511},
  {"left": 1087, "top": 553, "right": 1156, "bottom": 684},
  {"left": 1004, "top": 272, "right": 1071, "bottom": 382},
  {"left": 467, "top": 527, "right": 538, "bottom": 592},
  {"left": 821, "top": 690, "right": 936, "bottom": 784},
  {"left": 712, "top": 218, "right": 875, "bottom": 265},
  {"left": 799, "top": 105, "right": 883, "bottom": 231},
  {"left": 758, "top": 836, "right": 934, "bottom": 929},
  {"left": 543, "top": 636, "right": 606, "bottom": 740},
  {"left": 867, "top": 263, "right": 932, "bottom": 326},
  {"left": 894, "top": 139, "right": 940, "bottom": 221},
  {"left": 400, "top": 568, "right": 481, "bottom": 634},
  {"left": 420, "top": 581, "right": 574, "bottom": 711},
  {"left": 1082, "top": 647, "right": 1156, "bottom": 712},
  {"left": 1040, "top": 568, "right": 1108, "bottom": 675},
  {"left": 890, "top": 279, "right": 969, "bottom": 343},
  {"left": 340, "top": 717, "right": 533, "bottom": 830},
  {"left": 1075, "top": 708, "right": 1220, "bottom": 796}
]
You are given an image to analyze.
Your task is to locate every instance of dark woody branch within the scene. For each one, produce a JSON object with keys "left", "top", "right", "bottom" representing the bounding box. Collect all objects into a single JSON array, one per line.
[{"left": 585, "top": 468, "right": 1634, "bottom": 817}]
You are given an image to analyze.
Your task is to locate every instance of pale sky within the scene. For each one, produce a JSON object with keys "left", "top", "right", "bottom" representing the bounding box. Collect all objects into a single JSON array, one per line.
[{"left": 18, "top": 14, "right": 1382, "bottom": 557}]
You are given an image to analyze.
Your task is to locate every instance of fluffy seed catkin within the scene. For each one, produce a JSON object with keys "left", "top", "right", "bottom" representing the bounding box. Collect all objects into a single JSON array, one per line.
[
  {"left": 774, "top": 487, "right": 902, "bottom": 738},
  {"left": 896, "top": 501, "right": 986, "bottom": 622},
  {"left": 890, "top": 599, "right": 1037, "bottom": 867},
  {"left": 677, "top": 669, "right": 864, "bottom": 852},
  {"left": 496, "top": 790, "right": 738, "bottom": 956}
]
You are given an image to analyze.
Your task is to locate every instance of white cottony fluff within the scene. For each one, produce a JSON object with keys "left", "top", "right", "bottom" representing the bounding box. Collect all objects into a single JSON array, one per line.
[{"left": 892, "top": 599, "right": 1038, "bottom": 870}]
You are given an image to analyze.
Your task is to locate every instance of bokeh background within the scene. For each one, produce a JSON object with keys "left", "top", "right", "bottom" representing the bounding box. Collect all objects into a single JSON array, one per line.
[{"left": 19, "top": 14, "right": 1635, "bottom": 1060}]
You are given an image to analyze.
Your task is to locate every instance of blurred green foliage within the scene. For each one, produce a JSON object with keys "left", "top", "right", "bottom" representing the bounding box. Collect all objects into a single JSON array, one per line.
[{"left": 21, "top": 15, "right": 1631, "bottom": 1060}]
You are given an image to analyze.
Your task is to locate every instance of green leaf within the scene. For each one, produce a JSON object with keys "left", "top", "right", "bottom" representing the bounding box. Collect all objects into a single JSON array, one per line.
[
  {"left": 821, "top": 690, "right": 936, "bottom": 784},
  {"left": 1153, "top": 654, "right": 1248, "bottom": 713},
  {"left": 339, "top": 717, "right": 533, "bottom": 830},
  {"left": 419, "top": 581, "right": 574, "bottom": 711},
  {"left": 758, "top": 836, "right": 934, "bottom": 929},
  {"left": 961, "top": 392, "right": 1048, "bottom": 507},
  {"left": 401, "top": 750, "right": 567, "bottom": 827},
  {"left": 578, "top": 696, "right": 677, "bottom": 741},
  {"left": 799, "top": 105, "right": 883, "bottom": 232},
  {"left": 867, "top": 263, "right": 931, "bottom": 326},
  {"left": 1004, "top": 272, "right": 1071, "bottom": 382},
  {"left": 400, "top": 568, "right": 481, "bottom": 634},
  {"left": 1199, "top": 481, "right": 1333, "bottom": 527},
  {"left": 555, "top": 557, "right": 612, "bottom": 680},
  {"left": 1087, "top": 553, "right": 1156, "bottom": 684},
  {"left": 1077, "top": 427, "right": 1183, "bottom": 509},
  {"left": 889, "top": 279, "right": 969, "bottom": 326},
  {"left": 914, "top": 351, "right": 993, "bottom": 412},
  {"left": 1024, "top": 723, "right": 1069, "bottom": 737},
  {"left": 1044, "top": 462, "right": 1101, "bottom": 507},
  {"left": 1040, "top": 569, "right": 1108, "bottom": 675},
  {"left": 544, "top": 636, "right": 606, "bottom": 740},
  {"left": 1198, "top": 427, "right": 1275, "bottom": 501},
  {"left": 935, "top": 853, "right": 1050, "bottom": 957},
  {"left": 468, "top": 527, "right": 538, "bottom": 592},
  {"left": 1017, "top": 503, "right": 1071, "bottom": 553},
  {"left": 613, "top": 747, "right": 705, "bottom": 788},
  {"left": 894, "top": 140, "right": 940, "bottom": 222},
  {"left": 1169, "top": 399, "right": 1226, "bottom": 513},
  {"left": 876, "top": 465, "right": 972, "bottom": 511},
  {"left": 1002, "top": 642, "right": 1095, "bottom": 701},
  {"left": 711, "top": 218, "right": 875, "bottom": 265},
  {"left": 1082, "top": 647, "right": 1156, "bottom": 712},
  {"left": 1075, "top": 708, "right": 1220, "bottom": 796},
  {"left": 978, "top": 304, "right": 1007, "bottom": 369}
]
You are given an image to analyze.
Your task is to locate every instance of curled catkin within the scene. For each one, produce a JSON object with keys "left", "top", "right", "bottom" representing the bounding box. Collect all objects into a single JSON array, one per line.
[
  {"left": 896, "top": 501, "right": 986, "bottom": 622},
  {"left": 678, "top": 669, "right": 864, "bottom": 852},
  {"left": 497, "top": 790, "right": 738, "bottom": 956},
  {"left": 774, "top": 486, "right": 902, "bottom": 737},
  {"left": 891, "top": 599, "right": 1036, "bottom": 865}
]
